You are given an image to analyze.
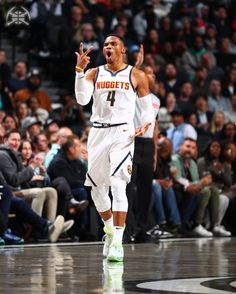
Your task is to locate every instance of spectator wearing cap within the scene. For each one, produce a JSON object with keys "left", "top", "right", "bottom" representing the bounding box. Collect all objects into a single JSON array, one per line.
[
  {"left": 14, "top": 69, "right": 52, "bottom": 113},
  {"left": 7, "top": 60, "right": 28, "bottom": 95},
  {"left": 45, "top": 118, "right": 60, "bottom": 134},
  {"left": 167, "top": 107, "right": 197, "bottom": 153},
  {"left": 21, "top": 116, "right": 42, "bottom": 138}
]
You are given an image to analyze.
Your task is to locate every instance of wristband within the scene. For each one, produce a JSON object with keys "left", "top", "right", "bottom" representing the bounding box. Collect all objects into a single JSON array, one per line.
[{"left": 75, "top": 66, "right": 84, "bottom": 73}]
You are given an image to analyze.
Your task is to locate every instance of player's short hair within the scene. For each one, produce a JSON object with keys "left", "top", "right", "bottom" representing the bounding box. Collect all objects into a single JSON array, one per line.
[{"left": 105, "top": 34, "right": 126, "bottom": 46}]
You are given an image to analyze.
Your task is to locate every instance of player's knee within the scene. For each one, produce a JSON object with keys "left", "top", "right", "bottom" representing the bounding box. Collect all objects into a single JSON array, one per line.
[
  {"left": 91, "top": 186, "right": 111, "bottom": 212},
  {"left": 110, "top": 177, "right": 128, "bottom": 211}
]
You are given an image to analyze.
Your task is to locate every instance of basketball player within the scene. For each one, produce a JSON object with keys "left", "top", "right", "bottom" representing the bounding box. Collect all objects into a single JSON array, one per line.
[{"left": 74, "top": 34, "right": 153, "bottom": 262}]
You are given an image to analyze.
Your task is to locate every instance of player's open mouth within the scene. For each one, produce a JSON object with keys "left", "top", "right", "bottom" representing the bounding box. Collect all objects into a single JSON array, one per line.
[{"left": 106, "top": 51, "right": 112, "bottom": 57}]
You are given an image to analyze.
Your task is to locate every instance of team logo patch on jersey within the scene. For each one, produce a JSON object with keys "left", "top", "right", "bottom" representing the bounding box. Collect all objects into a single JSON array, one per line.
[{"left": 127, "top": 164, "right": 132, "bottom": 175}]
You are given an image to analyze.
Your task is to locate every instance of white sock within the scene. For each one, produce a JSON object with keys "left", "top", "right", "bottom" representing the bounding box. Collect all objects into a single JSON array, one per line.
[
  {"left": 103, "top": 216, "right": 114, "bottom": 235},
  {"left": 112, "top": 226, "right": 124, "bottom": 243}
]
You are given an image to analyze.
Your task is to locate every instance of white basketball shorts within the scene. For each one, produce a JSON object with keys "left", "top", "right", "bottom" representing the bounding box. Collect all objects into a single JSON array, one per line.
[{"left": 85, "top": 123, "right": 135, "bottom": 187}]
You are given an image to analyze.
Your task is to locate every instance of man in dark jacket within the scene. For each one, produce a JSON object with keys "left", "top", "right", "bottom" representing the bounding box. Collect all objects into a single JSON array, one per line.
[
  {"left": 47, "top": 135, "right": 90, "bottom": 235},
  {"left": 0, "top": 129, "right": 58, "bottom": 220}
]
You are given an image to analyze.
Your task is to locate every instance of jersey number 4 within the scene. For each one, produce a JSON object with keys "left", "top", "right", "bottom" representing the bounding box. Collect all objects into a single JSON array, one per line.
[{"left": 106, "top": 91, "right": 116, "bottom": 106}]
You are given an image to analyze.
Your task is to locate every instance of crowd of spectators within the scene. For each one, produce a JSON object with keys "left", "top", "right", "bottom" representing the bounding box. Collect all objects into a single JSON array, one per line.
[{"left": 0, "top": 0, "right": 236, "bottom": 244}]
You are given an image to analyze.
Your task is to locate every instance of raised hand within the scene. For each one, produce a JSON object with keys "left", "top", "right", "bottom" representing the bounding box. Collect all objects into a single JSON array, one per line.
[
  {"left": 75, "top": 43, "right": 93, "bottom": 71},
  {"left": 134, "top": 44, "right": 144, "bottom": 68}
]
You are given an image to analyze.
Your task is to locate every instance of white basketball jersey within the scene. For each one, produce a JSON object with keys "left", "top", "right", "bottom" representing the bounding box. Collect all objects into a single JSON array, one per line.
[{"left": 91, "top": 65, "right": 136, "bottom": 124}]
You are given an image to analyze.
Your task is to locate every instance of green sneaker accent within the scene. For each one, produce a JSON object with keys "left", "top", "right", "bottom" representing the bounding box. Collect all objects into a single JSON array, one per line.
[
  {"left": 107, "top": 242, "right": 124, "bottom": 262},
  {"left": 103, "top": 226, "right": 113, "bottom": 258}
]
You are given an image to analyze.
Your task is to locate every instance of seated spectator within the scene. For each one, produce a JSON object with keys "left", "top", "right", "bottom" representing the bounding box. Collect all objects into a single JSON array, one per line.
[
  {"left": 191, "top": 66, "right": 208, "bottom": 96},
  {"left": 207, "top": 79, "right": 232, "bottom": 116},
  {"left": 158, "top": 92, "right": 176, "bottom": 132},
  {"left": 21, "top": 116, "right": 42, "bottom": 139},
  {"left": 181, "top": 35, "right": 213, "bottom": 81},
  {"left": 14, "top": 69, "right": 52, "bottom": 113},
  {"left": 200, "top": 52, "right": 225, "bottom": 81},
  {"left": 222, "top": 66, "right": 236, "bottom": 98},
  {"left": 7, "top": 60, "right": 28, "bottom": 94},
  {"left": 2, "top": 114, "right": 19, "bottom": 132},
  {"left": 0, "top": 129, "right": 57, "bottom": 221},
  {"left": 167, "top": 107, "right": 197, "bottom": 153},
  {"left": 147, "top": 137, "right": 181, "bottom": 239},
  {"left": 214, "top": 5, "right": 231, "bottom": 38},
  {"left": 14, "top": 102, "right": 30, "bottom": 128},
  {"left": 47, "top": 135, "right": 90, "bottom": 238},
  {"left": 219, "top": 122, "right": 236, "bottom": 144},
  {"left": 210, "top": 111, "right": 225, "bottom": 139},
  {"left": 143, "top": 28, "right": 161, "bottom": 55},
  {"left": 194, "top": 94, "right": 212, "bottom": 135},
  {"left": 221, "top": 141, "right": 236, "bottom": 233},
  {"left": 133, "top": 1, "right": 160, "bottom": 42},
  {"left": 60, "top": 92, "right": 86, "bottom": 136},
  {"left": 171, "top": 138, "right": 231, "bottom": 237},
  {"left": 158, "top": 15, "right": 174, "bottom": 43},
  {"left": 31, "top": 132, "right": 49, "bottom": 154},
  {"left": 27, "top": 96, "right": 49, "bottom": 125},
  {"left": 44, "top": 118, "right": 60, "bottom": 135},
  {"left": 44, "top": 127, "right": 73, "bottom": 169},
  {"left": 158, "top": 63, "right": 183, "bottom": 100},
  {"left": 204, "top": 24, "right": 217, "bottom": 52},
  {"left": 215, "top": 37, "right": 236, "bottom": 71},
  {"left": 176, "top": 81, "right": 195, "bottom": 114},
  {"left": 19, "top": 138, "right": 87, "bottom": 218},
  {"left": 225, "top": 94, "right": 236, "bottom": 123},
  {"left": 197, "top": 140, "right": 233, "bottom": 235}
]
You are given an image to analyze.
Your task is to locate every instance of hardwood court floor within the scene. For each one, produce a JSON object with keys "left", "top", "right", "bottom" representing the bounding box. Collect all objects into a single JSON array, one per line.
[{"left": 0, "top": 237, "right": 236, "bottom": 293}]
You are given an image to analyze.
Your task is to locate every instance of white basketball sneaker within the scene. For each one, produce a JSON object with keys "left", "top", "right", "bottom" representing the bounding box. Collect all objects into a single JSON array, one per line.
[
  {"left": 102, "top": 227, "right": 113, "bottom": 258},
  {"left": 107, "top": 242, "right": 124, "bottom": 262}
]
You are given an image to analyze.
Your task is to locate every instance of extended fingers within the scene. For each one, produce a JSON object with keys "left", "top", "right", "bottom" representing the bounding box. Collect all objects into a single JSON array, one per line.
[
  {"left": 79, "top": 42, "right": 84, "bottom": 55},
  {"left": 82, "top": 46, "right": 94, "bottom": 56}
]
